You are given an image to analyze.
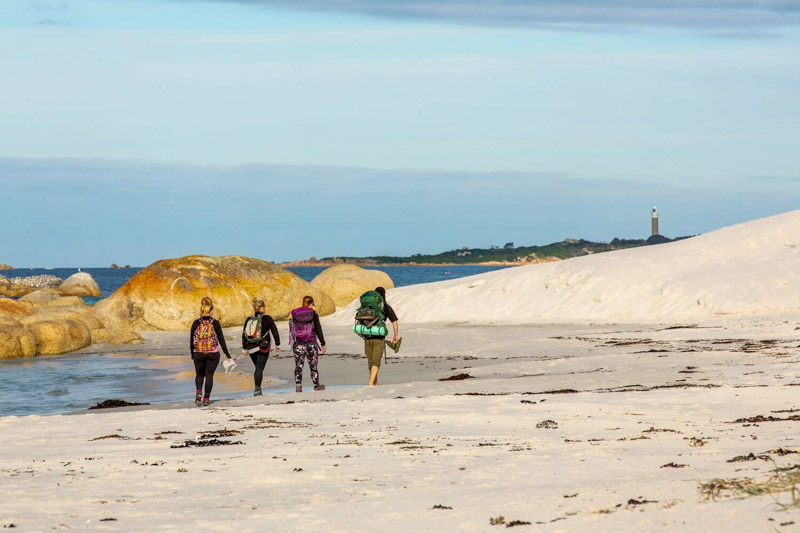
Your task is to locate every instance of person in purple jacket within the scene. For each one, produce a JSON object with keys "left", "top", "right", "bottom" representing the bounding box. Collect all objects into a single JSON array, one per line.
[{"left": 289, "top": 295, "right": 327, "bottom": 392}]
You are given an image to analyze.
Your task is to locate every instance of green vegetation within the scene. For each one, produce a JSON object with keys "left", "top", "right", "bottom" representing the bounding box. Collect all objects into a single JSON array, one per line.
[
  {"left": 321, "top": 236, "right": 688, "bottom": 265},
  {"left": 700, "top": 462, "right": 800, "bottom": 509}
]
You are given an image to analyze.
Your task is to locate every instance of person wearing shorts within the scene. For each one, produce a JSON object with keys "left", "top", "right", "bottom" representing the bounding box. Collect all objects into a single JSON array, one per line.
[{"left": 364, "top": 286, "right": 399, "bottom": 386}]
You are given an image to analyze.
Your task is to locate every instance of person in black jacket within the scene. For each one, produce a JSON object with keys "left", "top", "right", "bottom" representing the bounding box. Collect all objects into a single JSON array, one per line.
[
  {"left": 242, "top": 298, "right": 280, "bottom": 396},
  {"left": 189, "top": 297, "right": 231, "bottom": 406}
]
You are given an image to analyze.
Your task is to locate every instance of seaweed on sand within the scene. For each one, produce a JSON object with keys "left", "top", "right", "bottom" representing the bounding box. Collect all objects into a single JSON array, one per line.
[
  {"left": 439, "top": 373, "right": 474, "bottom": 381},
  {"left": 89, "top": 399, "right": 150, "bottom": 410},
  {"left": 170, "top": 439, "right": 243, "bottom": 448}
]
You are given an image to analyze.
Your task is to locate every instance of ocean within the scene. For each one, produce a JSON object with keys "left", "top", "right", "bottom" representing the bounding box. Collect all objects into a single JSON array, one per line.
[
  {"left": 0, "top": 264, "right": 511, "bottom": 417},
  {"left": 2, "top": 265, "right": 510, "bottom": 299}
]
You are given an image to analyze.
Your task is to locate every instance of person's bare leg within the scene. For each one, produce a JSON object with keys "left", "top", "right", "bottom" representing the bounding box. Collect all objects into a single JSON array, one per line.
[{"left": 368, "top": 365, "right": 379, "bottom": 386}]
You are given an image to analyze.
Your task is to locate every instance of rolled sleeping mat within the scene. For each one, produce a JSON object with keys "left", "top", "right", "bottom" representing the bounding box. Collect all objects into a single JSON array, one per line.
[{"left": 353, "top": 323, "right": 388, "bottom": 337}]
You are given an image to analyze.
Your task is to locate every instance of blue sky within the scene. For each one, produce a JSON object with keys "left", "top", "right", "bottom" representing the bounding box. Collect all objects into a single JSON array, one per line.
[{"left": 1, "top": 0, "right": 798, "bottom": 266}]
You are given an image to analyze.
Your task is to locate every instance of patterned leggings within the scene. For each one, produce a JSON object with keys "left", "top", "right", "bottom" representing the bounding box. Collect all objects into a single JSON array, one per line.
[{"left": 293, "top": 342, "right": 320, "bottom": 386}]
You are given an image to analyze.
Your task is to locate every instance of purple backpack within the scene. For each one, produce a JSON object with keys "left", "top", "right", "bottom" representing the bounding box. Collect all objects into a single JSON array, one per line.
[{"left": 290, "top": 307, "right": 317, "bottom": 345}]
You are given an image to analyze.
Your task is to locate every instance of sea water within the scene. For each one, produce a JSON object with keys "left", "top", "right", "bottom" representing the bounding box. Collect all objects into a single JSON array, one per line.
[
  {"left": 2, "top": 264, "right": 509, "bottom": 295},
  {"left": 0, "top": 265, "right": 511, "bottom": 417}
]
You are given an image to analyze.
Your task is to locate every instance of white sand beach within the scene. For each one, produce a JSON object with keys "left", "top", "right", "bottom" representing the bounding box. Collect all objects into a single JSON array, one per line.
[{"left": 2, "top": 212, "right": 800, "bottom": 531}]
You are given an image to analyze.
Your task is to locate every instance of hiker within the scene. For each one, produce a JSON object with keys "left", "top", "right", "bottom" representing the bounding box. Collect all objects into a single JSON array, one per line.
[
  {"left": 241, "top": 298, "right": 281, "bottom": 396},
  {"left": 189, "top": 297, "right": 231, "bottom": 406},
  {"left": 355, "top": 286, "right": 400, "bottom": 387},
  {"left": 289, "top": 295, "right": 327, "bottom": 392}
]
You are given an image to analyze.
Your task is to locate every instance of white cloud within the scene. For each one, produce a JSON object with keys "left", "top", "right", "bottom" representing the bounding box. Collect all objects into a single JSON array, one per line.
[{"left": 182, "top": 0, "right": 800, "bottom": 30}]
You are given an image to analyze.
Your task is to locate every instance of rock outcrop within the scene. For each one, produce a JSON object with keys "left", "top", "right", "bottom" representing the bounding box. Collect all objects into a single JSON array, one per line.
[
  {"left": 7, "top": 275, "right": 62, "bottom": 289},
  {"left": 19, "top": 289, "right": 61, "bottom": 304},
  {"left": 0, "top": 317, "right": 23, "bottom": 327},
  {"left": 0, "top": 275, "right": 62, "bottom": 297},
  {"left": 21, "top": 306, "right": 104, "bottom": 331},
  {"left": 0, "top": 298, "right": 33, "bottom": 319},
  {"left": 90, "top": 329, "right": 143, "bottom": 346},
  {"left": 310, "top": 264, "right": 394, "bottom": 308},
  {"left": 58, "top": 272, "right": 102, "bottom": 297},
  {"left": 0, "top": 282, "right": 35, "bottom": 298},
  {"left": 0, "top": 324, "right": 37, "bottom": 359},
  {"left": 0, "top": 296, "right": 105, "bottom": 359},
  {"left": 92, "top": 255, "right": 334, "bottom": 331},
  {"left": 46, "top": 296, "right": 86, "bottom": 308},
  {"left": 26, "top": 320, "right": 92, "bottom": 356},
  {"left": 0, "top": 264, "right": 12, "bottom": 270}
]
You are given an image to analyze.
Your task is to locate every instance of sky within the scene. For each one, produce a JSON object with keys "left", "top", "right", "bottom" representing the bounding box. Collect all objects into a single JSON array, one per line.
[{"left": 0, "top": 0, "right": 799, "bottom": 266}]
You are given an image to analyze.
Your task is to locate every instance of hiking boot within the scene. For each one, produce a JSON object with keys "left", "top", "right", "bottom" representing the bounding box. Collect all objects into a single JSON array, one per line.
[
  {"left": 202, "top": 397, "right": 210, "bottom": 406},
  {"left": 385, "top": 337, "right": 402, "bottom": 353},
  {"left": 195, "top": 390, "right": 203, "bottom": 406},
  {"left": 313, "top": 384, "right": 326, "bottom": 391},
  {"left": 253, "top": 388, "right": 262, "bottom": 397},
  {"left": 295, "top": 385, "right": 302, "bottom": 393}
]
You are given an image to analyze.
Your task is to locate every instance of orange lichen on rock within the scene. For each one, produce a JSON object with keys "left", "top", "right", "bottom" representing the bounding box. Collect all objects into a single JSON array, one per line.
[
  {"left": 0, "top": 298, "right": 34, "bottom": 319},
  {"left": 93, "top": 255, "right": 334, "bottom": 331}
]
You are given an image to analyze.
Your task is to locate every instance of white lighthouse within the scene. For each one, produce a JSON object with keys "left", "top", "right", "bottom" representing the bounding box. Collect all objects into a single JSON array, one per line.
[{"left": 651, "top": 206, "right": 659, "bottom": 236}]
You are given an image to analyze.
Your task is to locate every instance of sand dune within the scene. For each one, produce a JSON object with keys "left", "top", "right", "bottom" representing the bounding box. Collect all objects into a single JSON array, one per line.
[{"left": 331, "top": 210, "right": 800, "bottom": 324}]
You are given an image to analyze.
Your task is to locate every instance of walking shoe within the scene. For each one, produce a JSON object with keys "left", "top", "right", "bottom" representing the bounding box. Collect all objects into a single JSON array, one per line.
[
  {"left": 202, "top": 397, "right": 210, "bottom": 406},
  {"left": 195, "top": 390, "right": 203, "bottom": 406},
  {"left": 313, "top": 384, "right": 326, "bottom": 391},
  {"left": 253, "top": 388, "right": 262, "bottom": 397},
  {"left": 295, "top": 385, "right": 302, "bottom": 393},
  {"left": 385, "top": 337, "right": 402, "bottom": 353}
]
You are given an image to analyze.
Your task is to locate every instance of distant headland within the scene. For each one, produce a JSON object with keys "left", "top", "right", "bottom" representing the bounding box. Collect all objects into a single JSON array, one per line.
[{"left": 279, "top": 235, "right": 692, "bottom": 267}]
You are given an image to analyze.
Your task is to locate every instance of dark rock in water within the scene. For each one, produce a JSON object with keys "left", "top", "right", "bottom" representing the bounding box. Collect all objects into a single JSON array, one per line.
[
  {"left": 110, "top": 264, "right": 119, "bottom": 269},
  {"left": 123, "top": 265, "right": 131, "bottom": 269},
  {"left": 439, "top": 373, "right": 474, "bottom": 381},
  {"left": 89, "top": 399, "right": 150, "bottom": 410}
]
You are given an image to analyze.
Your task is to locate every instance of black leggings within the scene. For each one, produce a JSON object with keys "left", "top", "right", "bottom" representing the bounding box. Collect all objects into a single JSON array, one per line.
[
  {"left": 249, "top": 350, "right": 270, "bottom": 388},
  {"left": 192, "top": 352, "right": 221, "bottom": 398}
]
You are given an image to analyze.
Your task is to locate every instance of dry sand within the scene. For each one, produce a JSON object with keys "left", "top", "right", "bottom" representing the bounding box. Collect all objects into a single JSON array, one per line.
[{"left": 1, "top": 317, "right": 799, "bottom": 531}]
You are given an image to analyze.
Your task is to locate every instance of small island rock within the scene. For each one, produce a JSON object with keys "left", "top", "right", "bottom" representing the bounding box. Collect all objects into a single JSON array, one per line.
[{"left": 58, "top": 272, "right": 102, "bottom": 297}]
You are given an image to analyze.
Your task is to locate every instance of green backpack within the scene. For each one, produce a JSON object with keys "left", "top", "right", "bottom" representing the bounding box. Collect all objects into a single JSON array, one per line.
[
  {"left": 353, "top": 291, "right": 387, "bottom": 337},
  {"left": 243, "top": 313, "right": 264, "bottom": 344}
]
